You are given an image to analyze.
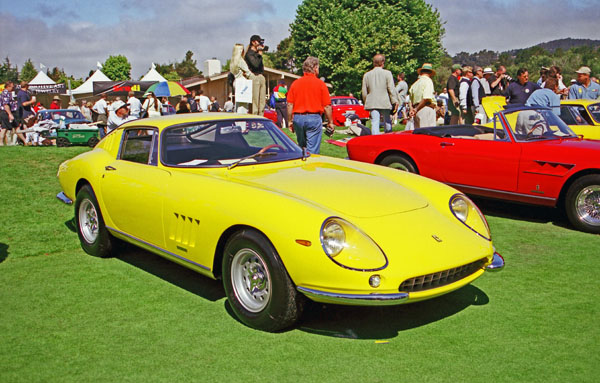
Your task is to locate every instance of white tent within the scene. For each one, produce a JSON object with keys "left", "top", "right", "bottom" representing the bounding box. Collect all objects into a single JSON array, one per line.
[
  {"left": 140, "top": 65, "right": 167, "bottom": 82},
  {"left": 71, "top": 69, "right": 111, "bottom": 95},
  {"left": 28, "top": 71, "right": 56, "bottom": 85}
]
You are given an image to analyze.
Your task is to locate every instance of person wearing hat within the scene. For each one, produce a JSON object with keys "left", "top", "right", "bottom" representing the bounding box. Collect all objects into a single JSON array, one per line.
[
  {"left": 481, "top": 68, "right": 494, "bottom": 95},
  {"left": 361, "top": 54, "right": 399, "bottom": 134},
  {"left": 106, "top": 100, "right": 135, "bottom": 134},
  {"left": 408, "top": 63, "right": 437, "bottom": 129},
  {"left": 446, "top": 64, "right": 462, "bottom": 124},
  {"left": 50, "top": 95, "right": 61, "bottom": 110},
  {"left": 568, "top": 66, "right": 600, "bottom": 100},
  {"left": 245, "top": 34, "right": 266, "bottom": 115}
]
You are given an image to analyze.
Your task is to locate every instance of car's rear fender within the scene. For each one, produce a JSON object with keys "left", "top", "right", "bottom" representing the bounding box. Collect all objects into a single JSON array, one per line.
[
  {"left": 374, "top": 149, "right": 420, "bottom": 172},
  {"left": 557, "top": 168, "right": 600, "bottom": 208}
]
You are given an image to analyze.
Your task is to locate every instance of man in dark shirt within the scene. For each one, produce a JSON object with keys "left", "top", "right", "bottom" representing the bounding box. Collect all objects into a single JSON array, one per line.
[
  {"left": 488, "top": 65, "right": 510, "bottom": 96},
  {"left": 17, "top": 82, "right": 35, "bottom": 121},
  {"left": 244, "top": 34, "right": 266, "bottom": 115},
  {"left": 506, "top": 68, "right": 540, "bottom": 105},
  {"left": 446, "top": 64, "right": 462, "bottom": 124}
]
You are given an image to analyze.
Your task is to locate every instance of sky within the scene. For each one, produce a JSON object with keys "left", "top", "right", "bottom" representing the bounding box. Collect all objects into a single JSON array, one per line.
[{"left": 0, "top": 0, "right": 597, "bottom": 80}]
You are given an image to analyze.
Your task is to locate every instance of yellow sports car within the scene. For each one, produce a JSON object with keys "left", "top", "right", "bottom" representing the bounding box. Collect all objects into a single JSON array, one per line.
[
  {"left": 482, "top": 96, "right": 600, "bottom": 139},
  {"left": 559, "top": 99, "right": 600, "bottom": 140},
  {"left": 56, "top": 113, "right": 503, "bottom": 331}
]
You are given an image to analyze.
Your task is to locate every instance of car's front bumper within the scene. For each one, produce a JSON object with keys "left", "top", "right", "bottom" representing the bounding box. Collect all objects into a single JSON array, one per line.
[{"left": 297, "top": 252, "right": 504, "bottom": 306}]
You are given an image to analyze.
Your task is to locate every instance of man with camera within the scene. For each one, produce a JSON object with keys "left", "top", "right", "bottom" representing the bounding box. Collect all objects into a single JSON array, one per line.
[{"left": 244, "top": 35, "right": 267, "bottom": 115}]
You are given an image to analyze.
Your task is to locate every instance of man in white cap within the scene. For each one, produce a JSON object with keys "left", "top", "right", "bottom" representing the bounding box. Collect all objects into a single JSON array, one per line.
[
  {"left": 481, "top": 67, "right": 493, "bottom": 95},
  {"left": 106, "top": 100, "right": 136, "bottom": 133},
  {"left": 408, "top": 63, "right": 437, "bottom": 129},
  {"left": 568, "top": 66, "right": 600, "bottom": 100}
]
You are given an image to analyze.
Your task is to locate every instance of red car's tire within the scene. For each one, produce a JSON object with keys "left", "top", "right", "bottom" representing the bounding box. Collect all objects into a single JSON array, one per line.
[
  {"left": 565, "top": 174, "right": 600, "bottom": 234},
  {"left": 380, "top": 154, "right": 418, "bottom": 173}
]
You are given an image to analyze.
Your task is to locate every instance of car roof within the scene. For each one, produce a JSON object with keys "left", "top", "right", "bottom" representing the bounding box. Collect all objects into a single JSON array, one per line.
[{"left": 118, "top": 112, "right": 269, "bottom": 131}]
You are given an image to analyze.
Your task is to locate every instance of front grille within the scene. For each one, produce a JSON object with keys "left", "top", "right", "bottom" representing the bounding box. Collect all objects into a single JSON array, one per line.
[{"left": 399, "top": 258, "right": 487, "bottom": 292}]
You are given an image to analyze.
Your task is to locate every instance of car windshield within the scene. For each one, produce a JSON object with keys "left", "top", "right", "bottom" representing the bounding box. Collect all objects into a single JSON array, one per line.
[
  {"left": 161, "top": 118, "right": 303, "bottom": 167},
  {"left": 39, "top": 110, "right": 86, "bottom": 121},
  {"left": 588, "top": 103, "right": 600, "bottom": 124},
  {"left": 503, "top": 108, "right": 577, "bottom": 141},
  {"left": 332, "top": 98, "right": 359, "bottom": 106}
]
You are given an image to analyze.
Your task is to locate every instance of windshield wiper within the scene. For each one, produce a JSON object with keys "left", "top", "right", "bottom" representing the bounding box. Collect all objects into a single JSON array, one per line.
[{"left": 227, "top": 152, "right": 277, "bottom": 170}]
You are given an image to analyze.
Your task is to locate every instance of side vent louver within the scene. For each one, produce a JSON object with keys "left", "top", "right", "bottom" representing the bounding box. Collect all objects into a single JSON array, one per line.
[{"left": 169, "top": 212, "right": 200, "bottom": 247}]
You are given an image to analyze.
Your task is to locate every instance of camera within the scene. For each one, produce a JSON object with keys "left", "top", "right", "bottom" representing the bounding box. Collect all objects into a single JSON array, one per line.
[{"left": 258, "top": 39, "right": 269, "bottom": 52}]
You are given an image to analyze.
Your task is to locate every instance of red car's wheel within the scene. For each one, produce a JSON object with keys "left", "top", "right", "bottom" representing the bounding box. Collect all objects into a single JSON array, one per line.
[
  {"left": 380, "top": 154, "right": 418, "bottom": 173},
  {"left": 565, "top": 174, "right": 600, "bottom": 234}
]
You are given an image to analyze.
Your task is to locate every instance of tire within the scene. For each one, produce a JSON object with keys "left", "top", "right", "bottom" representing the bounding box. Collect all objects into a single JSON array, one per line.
[
  {"left": 380, "top": 154, "right": 418, "bottom": 173},
  {"left": 222, "top": 229, "right": 305, "bottom": 332},
  {"left": 87, "top": 136, "right": 100, "bottom": 147},
  {"left": 74, "top": 185, "right": 114, "bottom": 257},
  {"left": 565, "top": 175, "right": 600, "bottom": 234},
  {"left": 56, "top": 137, "right": 70, "bottom": 147}
]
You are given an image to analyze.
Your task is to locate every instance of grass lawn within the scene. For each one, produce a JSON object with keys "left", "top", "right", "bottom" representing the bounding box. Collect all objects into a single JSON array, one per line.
[{"left": 0, "top": 136, "right": 598, "bottom": 382}]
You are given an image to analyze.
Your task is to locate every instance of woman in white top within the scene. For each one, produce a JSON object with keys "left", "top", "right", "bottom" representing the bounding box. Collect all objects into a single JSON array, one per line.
[
  {"left": 142, "top": 92, "right": 162, "bottom": 118},
  {"left": 230, "top": 44, "right": 255, "bottom": 113}
]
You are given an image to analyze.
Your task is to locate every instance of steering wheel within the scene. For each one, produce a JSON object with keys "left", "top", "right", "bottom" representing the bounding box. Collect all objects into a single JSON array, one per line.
[
  {"left": 527, "top": 121, "right": 546, "bottom": 137},
  {"left": 258, "top": 144, "right": 285, "bottom": 154}
]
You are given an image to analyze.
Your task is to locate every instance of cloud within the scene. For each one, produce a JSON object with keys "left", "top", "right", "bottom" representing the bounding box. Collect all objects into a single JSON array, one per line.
[
  {"left": 426, "top": 0, "right": 598, "bottom": 54},
  {"left": 0, "top": 0, "right": 291, "bottom": 79}
]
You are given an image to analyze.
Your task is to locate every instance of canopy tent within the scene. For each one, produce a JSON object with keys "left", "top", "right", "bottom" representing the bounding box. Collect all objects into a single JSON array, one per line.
[
  {"left": 71, "top": 69, "right": 111, "bottom": 95},
  {"left": 140, "top": 65, "right": 167, "bottom": 82},
  {"left": 27, "top": 71, "right": 66, "bottom": 93},
  {"left": 29, "top": 71, "right": 56, "bottom": 85}
]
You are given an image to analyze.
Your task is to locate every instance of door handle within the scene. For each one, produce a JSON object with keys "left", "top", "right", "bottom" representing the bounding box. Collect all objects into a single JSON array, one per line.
[
  {"left": 105, "top": 166, "right": 116, "bottom": 171},
  {"left": 440, "top": 142, "right": 454, "bottom": 147}
]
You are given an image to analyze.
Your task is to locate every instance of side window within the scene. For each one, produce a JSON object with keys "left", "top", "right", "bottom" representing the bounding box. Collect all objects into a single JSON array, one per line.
[
  {"left": 120, "top": 128, "right": 158, "bottom": 165},
  {"left": 576, "top": 105, "right": 594, "bottom": 125},
  {"left": 560, "top": 106, "right": 577, "bottom": 125}
]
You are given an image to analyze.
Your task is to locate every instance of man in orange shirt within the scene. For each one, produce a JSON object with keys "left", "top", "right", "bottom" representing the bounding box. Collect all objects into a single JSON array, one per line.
[{"left": 287, "top": 56, "right": 334, "bottom": 154}]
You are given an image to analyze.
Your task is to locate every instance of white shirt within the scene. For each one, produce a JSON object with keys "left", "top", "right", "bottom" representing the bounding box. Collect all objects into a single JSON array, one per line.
[
  {"left": 128, "top": 96, "right": 143, "bottom": 118},
  {"left": 107, "top": 111, "right": 136, "bottom": 132},
  {"left": 92, "top": 98, "right": 108, "bottom": 114},
  {"left": 198, "top": 95, "right": 210, "bottom": 112}
]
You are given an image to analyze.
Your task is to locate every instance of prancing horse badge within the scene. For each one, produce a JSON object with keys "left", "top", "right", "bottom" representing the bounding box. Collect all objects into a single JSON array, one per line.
[{"left": 432, "top": 235, "right": 442, "bottom": 242}]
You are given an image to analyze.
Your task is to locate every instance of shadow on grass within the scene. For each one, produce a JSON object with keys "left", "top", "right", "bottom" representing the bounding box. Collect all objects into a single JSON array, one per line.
[
  {"left": 296, "top": 285, "right": 489, "bottom": 339},
  {"left": 471, "top": 197, "right": 571, "bottom": 230},
  {"left": 116, "top": 244, "right": 225, "bottom": 302},
  {"left": 0, "top": 243, "right": 8, "bottom": 263},
  {"left": 64, "top": 218, "right": 77, "bottom": 233}
]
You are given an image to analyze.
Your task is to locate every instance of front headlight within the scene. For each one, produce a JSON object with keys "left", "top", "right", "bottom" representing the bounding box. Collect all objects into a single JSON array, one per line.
[
  {"left": 320, "top": 217, "right": 387, "bottom": 271},
  {"left": 449, "top": 194, "right": 491, "bottom": 240}
]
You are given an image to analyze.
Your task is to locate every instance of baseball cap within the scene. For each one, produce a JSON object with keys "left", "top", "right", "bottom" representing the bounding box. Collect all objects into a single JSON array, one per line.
[
  {"left": 575, "top": 66, "right": 591, "bottom": 75},
  {"left": 112, "top": 100, "right": 129, "bottom": 110},
  {"left": 250, "top": 35, "right": 262, "bottom": 43}
]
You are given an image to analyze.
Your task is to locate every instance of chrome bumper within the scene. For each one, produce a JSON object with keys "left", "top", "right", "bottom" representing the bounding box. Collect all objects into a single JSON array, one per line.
[
  {"left": 485, "top": 252, "right": 504, "bottom": 272},
  {"left": 56, "top": 192, "right": 73, "bottom": 205},
  {"left": 297, "top": 286, "right": 409, "bottom": 306}
]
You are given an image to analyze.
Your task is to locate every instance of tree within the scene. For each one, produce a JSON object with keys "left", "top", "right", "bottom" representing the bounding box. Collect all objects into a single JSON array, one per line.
[
  {"left": 289, "top": 0, "right": 444, "bottom": 95},
  {"left": 20, "top": 59, "right": 37, "bottom": 83},
  {"left": 265, "top": 36, "right": 297, "bottom": 73},
  {"left": 155, "top": 63, "right": 181, "bottom": 81},
  {"left": 175, "top": 51, "right": 201, "bottom": 78},
  {"left": 102, "top": 55, "right": 132, "bottom": 81},
  {"left": 0, "top": 57, "right": 19, "bottom": 83}
]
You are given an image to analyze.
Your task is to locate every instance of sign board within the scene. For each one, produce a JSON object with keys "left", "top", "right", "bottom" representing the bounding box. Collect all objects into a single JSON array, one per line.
[{"left": 234, "top": 78, "right": 253, "bottom": 103}]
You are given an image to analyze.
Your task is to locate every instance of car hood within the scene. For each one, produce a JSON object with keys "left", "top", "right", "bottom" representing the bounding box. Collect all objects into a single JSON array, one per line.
[{"left": 225, "top": 157, "right": 429, "bottom": 218}]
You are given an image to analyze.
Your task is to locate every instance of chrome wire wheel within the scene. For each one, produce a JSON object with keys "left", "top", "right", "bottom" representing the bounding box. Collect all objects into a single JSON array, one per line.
[
  {"left": 575, "top": 185, "right": 600, "bottom": 226},
  {"left": 78, "top": 199, "right": 99, "bottom": 243},
  {"left": 231, "top": 248, "right": 272, "bottom": 313}
]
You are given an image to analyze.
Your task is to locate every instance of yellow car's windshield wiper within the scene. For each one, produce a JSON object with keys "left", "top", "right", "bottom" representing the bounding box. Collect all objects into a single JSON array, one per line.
[{"left": 227, "top": 152, "right": 277, "bottom": 170}]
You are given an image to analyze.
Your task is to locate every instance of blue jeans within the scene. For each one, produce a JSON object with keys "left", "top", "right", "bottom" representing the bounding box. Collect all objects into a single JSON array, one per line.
[
  {"left": 370, "top": 109, "right": 392, "bottom": 135},
  {"left": 293, "top": 113, "right": 322, "bottom": 154}
]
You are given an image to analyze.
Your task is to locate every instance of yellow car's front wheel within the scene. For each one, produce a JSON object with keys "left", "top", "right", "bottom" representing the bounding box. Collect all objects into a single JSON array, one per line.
[{"left": 222, "top": 229, "right": 305, "bottom": 332}]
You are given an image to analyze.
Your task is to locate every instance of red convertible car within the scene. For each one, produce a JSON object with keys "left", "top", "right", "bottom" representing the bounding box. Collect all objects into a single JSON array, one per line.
[
  {"left": 347, "top": 106, "right": 600, "bottom": 234},
  {"left": 331, "top": 96, "right": 369, "bottom": 126}
]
